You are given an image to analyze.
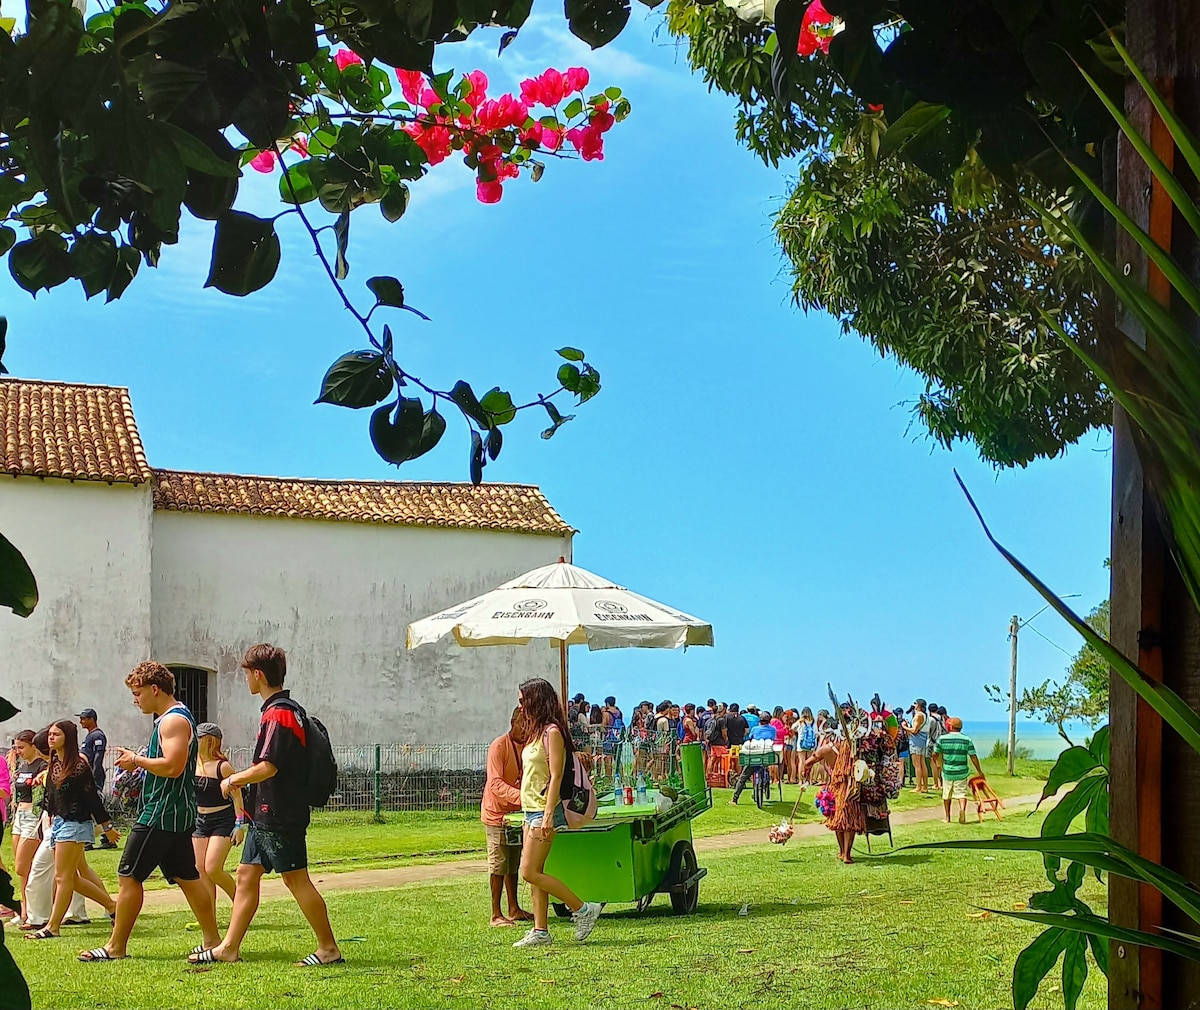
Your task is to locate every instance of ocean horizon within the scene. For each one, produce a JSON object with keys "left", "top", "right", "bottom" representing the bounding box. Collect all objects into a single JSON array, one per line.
[{"left": 955, "top": 718, "right": 1100, "bottom": 761}]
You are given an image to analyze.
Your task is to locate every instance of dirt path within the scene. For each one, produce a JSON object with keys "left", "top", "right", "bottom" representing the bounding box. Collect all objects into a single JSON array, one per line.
[{"left": 137, "top": 791, "right": 1044, "bottom": 910}]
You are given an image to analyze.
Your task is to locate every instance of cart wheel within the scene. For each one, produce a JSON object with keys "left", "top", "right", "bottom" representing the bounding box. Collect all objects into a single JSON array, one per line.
[
  {"left": 635, "top": 893, "right": 655, "bottom": 915},
  {"left": 668, "top": 842, "right": 700, "bottom": 915},
  {"left": 552, "top": 902, "right": 572, "bottom": 919},
  {"left": 753, "top": 769, "right": 766, "bottom": 810}
]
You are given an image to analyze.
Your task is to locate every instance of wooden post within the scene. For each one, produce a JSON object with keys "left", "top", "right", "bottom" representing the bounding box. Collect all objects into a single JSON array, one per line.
[
  {"left": 559, "top": 638, "right": 569, "bottom": 717},
  {"left": 1008, "top": 615, "right": 1019, "bottom": 777},
  {"left": 1109, "top": 1, "right": 1200, "bottom": 1005}
]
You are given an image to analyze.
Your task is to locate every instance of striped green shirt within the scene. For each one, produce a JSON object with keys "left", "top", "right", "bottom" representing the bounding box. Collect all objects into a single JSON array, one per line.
[
  {"left": 138, "top": 703, "right": 198, "bottom": 832},
  {"left": 935, "top": 731, "right": 977, "bottom": 781}
]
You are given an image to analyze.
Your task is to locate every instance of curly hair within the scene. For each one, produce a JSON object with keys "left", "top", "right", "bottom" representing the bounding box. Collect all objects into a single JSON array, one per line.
[{"left": 125, "top": 661, "right": 176, "bottom": 694}]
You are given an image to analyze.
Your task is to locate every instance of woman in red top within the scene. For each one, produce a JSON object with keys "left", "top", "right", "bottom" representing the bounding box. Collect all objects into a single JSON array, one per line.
[{"left": 681, "top": 704, "right": 700, "bottom": 745}]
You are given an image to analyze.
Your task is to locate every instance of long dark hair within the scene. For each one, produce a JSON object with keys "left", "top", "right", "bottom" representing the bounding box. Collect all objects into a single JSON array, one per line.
[
  {"left": 518, "top": 678, "right": 572, "bottom": 751},
  {"left": 49, "top": 719, "right": 86, "bottom": 785}
]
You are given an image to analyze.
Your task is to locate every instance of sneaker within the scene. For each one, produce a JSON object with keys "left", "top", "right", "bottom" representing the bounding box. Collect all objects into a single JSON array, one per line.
[
  {"left": 572, "top": 901, "right": 603, "bottom": 941},
  {"left": 512, "top": 928, "right": 552, "bottom": 949}
]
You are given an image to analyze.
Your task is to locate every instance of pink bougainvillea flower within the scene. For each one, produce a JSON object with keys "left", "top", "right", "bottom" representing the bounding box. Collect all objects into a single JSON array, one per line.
[
  {"left": 590, "top": 100, "right": 615, "bottom": 134},
  {"left": 396, "top": 68, "right": 426, "bottom": 105},
  {"left": 333, "top": 48, "right": 363, "bottom": 71},
  {"left": 797, "top": 0, "right": 835, "bottom": 56},
  {"left": 564, "top": 66, "right": 590, "bottom": 93},
  {"left": 477, "top": 94, "right": 528, "bottom": 131},
  {"left": 249, "top": 149, "right": 276, "bottom": 172},
  {"left": 566, "top": 124, "right": 604, "bottom": 161},
  {"left": 519, "top": 122, "right": 543, "bottom": 147},
  {"left": 418, "top": 87, "right": 440, "bottom": 109},
  {"left": 520, "top": 68, "right": 568, "bottom": 108},
  {"left": 476, "top": 178, "right": 504, "bottom": 203},
  {"left": 540, "top": 125, "right": 563, "bottom": 152},
  {"left": 404, "top": 122, "right": 452, "bottom": 165},
  {"left": 464, "top": 69, "right": 488, "bottom": 109},
  {"left": 289, "top": 135, "right": 309, "bottom": 157}
]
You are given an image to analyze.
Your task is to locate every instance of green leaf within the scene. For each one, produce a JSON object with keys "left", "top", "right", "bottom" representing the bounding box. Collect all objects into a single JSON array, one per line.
[
  {"left": 380, "top": 183, "right": 409, "bottom": 223},
  {"left": 106, "top": 246, "right": 140, "bottom": 302},
  {"left": 278, "top": 159, "right": 318, "bottom": 205},
  {"left": 1042, "top": 773, "right": 1105, "bottom": 839},
  {"left": 604, "top": 86, "right": 621, "bottom": 100},
  {"left": 1088, "top": 726, "right": 1110, "bottom": 769},
  {"left": 266, "top": 0, "right": 318, "bottom": 63},
  {"left": 369, "top": 396, "right": 424, "bottom": 464},
  {"left": 556, "top": 346, "right": 585, "bottom": 361},
  {"left": 407, "top": 407, "right": 446, "bottom": 461},
  {"left": 469, "top": 429, "right": 484, "bottom": 485},
  {"left": 367, "top": 275, "right": 405, "bottom": 307},
  {"left": 1088, "top": 932, "right": 1110, "bottom": 977},
  {"left": 157, "top": 121, "right": 240, "bottom": 178},
  {"left": 540, "top": 398, "right": 574, "bottom": 439},
  {"left": 564, "top": 0, "right": 629, "bottom": 49},
  {"left": 0, "top": 529, "right": 38, "bottom": 617},
  {"left": 1085, "top": 777, "right": 1109, "bottom": 837},
  {"left": 9, "top": 235, "right": 71, "bottom": 295},
  {"left": 557, "top": 363, "right": 582, "bottom": 392},
  {"left": 0, "top": 227, "right": 15, "bottom": 256},
  {"left": 995, "top": 909, "right": 1200, "bottom": 964},
  {"left": 1013, "top": 927, "right": 1068, "bottom": 1010},
  {"left": 205, "top": 211, "right": 280, "bottom": 296},
  {"left": 449, "top": 380, "right": 491, "bottom": 430},
  {"left": 1039, "top": 747, "right": 1101, "bottom": 806},
  {"left": 877, "top": 102, "right": 952, "bottom": 160},
  {"left": 955, "top": 471, "right": 1200, "bottom": 757},
  {"left": 480, "top": 387, "right": 516, "bottom": 426},
  {"left": 0, "top": 695, "right": 19, "bottom": 723},
  {"left": 1062, "top": 933, "right": 1088, "bottom": 1010},
  {"left": 70, "top": 231, "right": 119, "bottom": 300},
  {"left": 563, "top": 97, "right": 583, "bottom": 120},
  {"left": 315, "top": 351, "right": 393, "bottom": 408},
  {"left": 486, "top": 426, "right": 503, "bottom": 461}
]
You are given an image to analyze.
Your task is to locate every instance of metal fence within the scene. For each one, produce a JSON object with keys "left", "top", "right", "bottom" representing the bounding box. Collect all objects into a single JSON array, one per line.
[{"left": 104, "top": 728, "right": 692, "bottom": 824}]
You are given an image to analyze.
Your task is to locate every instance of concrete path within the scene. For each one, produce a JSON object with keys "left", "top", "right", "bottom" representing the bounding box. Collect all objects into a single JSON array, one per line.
[{"left": 135, "top": 791, "right": 1046, "bottom": 911}]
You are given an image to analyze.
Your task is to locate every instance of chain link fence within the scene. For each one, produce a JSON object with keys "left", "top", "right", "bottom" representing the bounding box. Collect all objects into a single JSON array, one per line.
[{"left": 103, "top": 728, "right": 691, "bottom": 824}]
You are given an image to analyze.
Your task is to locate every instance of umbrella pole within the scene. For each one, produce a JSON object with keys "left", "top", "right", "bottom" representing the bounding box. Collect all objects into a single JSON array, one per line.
[{"left": 559, "top": 639, "right": 569, "bottom": 717}]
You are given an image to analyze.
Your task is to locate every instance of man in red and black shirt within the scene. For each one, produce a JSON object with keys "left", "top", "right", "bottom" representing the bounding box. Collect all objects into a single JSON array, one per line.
[{"left": 190, "top": 644, "right": 342, "bottom": 968}]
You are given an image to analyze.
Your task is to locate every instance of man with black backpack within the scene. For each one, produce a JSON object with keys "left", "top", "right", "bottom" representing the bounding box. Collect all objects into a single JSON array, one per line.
[{"left": 190, "top": 644, "right": 343, "bottom": 968}]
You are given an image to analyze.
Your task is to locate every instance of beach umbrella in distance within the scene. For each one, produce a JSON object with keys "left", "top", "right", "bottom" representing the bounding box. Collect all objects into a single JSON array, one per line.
[{"left": 406, "top": 558, "right": 713, "bottom": 706}]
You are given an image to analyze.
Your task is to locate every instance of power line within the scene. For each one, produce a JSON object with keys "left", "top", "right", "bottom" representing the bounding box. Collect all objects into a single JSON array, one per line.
[{"left": 1026, "top": 623, "right": 1075, "bottom": 658}]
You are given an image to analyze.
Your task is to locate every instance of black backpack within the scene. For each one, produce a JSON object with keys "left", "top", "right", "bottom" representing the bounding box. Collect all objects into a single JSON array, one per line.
[
  {"left": 706, "top": 716, "right": 725, "bottom": 745},
  {"left": 276, "top": 698, "right": 338, "bottom": 808}
]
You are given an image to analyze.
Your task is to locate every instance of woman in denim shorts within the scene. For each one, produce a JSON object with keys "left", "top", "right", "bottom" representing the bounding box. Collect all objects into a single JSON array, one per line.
[{"left": 24, "top": 722, "right": 119, "bottom": 940}]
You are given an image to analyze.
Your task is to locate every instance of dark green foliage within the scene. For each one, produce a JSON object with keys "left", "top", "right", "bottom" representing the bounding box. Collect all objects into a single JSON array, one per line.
[
  {"left": 774, "top": 153, "right": 1109, "bottom": 466},
  {"left": 0, "top": 697, "right": 31, "bottom": 1009},
  {"left": 0, "top": 530, "right": 38, "bottom": 617}
]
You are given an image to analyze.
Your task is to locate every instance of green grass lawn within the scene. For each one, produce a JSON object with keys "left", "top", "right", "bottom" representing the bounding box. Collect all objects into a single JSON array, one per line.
[{"left": 11, "top": 796, "right": 1101, "bottom": 1010}]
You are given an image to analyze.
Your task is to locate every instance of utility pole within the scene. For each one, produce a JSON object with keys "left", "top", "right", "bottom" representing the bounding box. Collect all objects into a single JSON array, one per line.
[{"left": 1007, "top": 614, "right": 1019, "bottom": 777}]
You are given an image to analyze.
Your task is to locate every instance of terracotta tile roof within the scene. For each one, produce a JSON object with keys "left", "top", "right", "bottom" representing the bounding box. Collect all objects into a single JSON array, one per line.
[
  {"left": 0, "top": 378, "right": 151, "bottom": 483},
  {"left": 152, "top": 470, "right": 573, "bottom": 536}
]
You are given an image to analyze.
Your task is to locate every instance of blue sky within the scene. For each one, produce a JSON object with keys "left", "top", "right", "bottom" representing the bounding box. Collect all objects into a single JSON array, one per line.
[{"left": 1, "top": 7, "right": 1112, "bottom": 720}]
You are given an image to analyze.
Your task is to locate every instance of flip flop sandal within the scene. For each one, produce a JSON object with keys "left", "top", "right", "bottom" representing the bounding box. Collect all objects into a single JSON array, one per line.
[
  {"left": 78, "top": 948, "right": 125, "bottom": 962},
  {"left": 20, "top": 921, "right": 48, "bottom": 932},
  {"left": 188, "top": 948, "right": 239, "bottom": 965},
  {"left": 296, "top": 953, "right": 346, "bottom": 967},
  {"left": 189, "top": 944, "right": 210, "bottom": 956},
  {"left": 25, "top": 928, "right": 59, "bottom": 940}
]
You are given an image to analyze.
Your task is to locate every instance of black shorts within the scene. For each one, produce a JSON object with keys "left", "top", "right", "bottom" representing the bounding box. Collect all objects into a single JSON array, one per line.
[
  {"left": 118, "top": 825, "right": 200, "bottom": 884},
  {"left": 241, "top": 824, "right": 307, "bottom": 874},
  {"left": 193, "top": 807, "right": 236, "bottom": 838}
]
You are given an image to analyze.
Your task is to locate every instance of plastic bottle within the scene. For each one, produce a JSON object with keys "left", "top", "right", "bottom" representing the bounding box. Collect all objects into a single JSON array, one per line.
[
  {"left": 612, "top": 772, "right": 622, "bottom": 805},
  {"left": 635, "top": 772, "right": 648, "bottom": 805}
]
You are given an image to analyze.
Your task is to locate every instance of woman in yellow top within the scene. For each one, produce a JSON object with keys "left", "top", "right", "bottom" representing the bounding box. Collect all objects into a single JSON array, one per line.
[{"left": 513, "top": 678, "right": 603, "bottom": 949}]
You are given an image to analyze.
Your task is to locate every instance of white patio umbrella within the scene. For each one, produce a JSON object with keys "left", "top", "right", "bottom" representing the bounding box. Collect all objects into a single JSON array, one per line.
[{"left": 406, "top": 558, "right": 713, "bottom": 705}]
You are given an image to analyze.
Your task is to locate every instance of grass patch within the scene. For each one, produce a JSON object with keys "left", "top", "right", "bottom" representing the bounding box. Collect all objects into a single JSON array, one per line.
[{"left": 12, "top": 806, "right": 1101, "bottom": 1010}]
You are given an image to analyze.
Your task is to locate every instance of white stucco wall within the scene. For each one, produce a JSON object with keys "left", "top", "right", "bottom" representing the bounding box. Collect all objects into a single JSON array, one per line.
[
  {"left": 150, "top": 511, "right": 572, "bottom": 749},
  {"left": 0, "top": 477, "right": 154, "bottom": 748}
]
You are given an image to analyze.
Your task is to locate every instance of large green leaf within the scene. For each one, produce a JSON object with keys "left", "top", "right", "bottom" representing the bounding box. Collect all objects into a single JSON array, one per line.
[
  {"left": 1013, "top": 927, "right": 1068, "bottom": 1010},
  {"left": 204, "top": 211, "right": 281, "bottom": 296},
  {"left": 955, "top": 473, "right": 1200, "bottom": 756},
  {"left": 993, "top": 909, "right": 1200, "bottom": 964},
  {"left": 1062, "top": 931, "right": 1089, "bottom": 1010},
  {"left": 0, "top": 696, "right": 19, "bottom": 724},
  {"left": 1039, "top": 746, "right": 1100, "bottom": 805},
  {"left": 0, "top": 531, "right": 38, "bottom": 617},
  {"left": 315, "top": 351, "right": 393, "bottom": 408},
  {"left": 1041, "top": 773, "right": 1106, "bottom": 839},
  {"left": 877, "top": 102, "right": 951, "bottom": 160}
]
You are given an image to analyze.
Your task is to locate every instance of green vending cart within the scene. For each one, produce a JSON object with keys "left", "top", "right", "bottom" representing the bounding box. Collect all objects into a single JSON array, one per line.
[{"left": 504, "top": 742, "right": 712, "bottom": 915}]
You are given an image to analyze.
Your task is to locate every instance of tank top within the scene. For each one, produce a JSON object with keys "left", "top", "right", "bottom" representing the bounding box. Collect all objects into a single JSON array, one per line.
[
  {"left": 520, "top": 730, "right": 554, "bottom": 813},
  {"left": 138, "top": 704, "right": 198, "bottom": 832},
  {"left": 14, "top": 757, "right": 46, "bottom": 804},
  {"left": 194, "top": 763, "right": 231, "bottom": 809}
]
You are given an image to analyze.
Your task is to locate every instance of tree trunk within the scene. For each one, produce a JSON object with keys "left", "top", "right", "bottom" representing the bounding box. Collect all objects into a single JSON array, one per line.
[{"left": 1110, "top": 1, "right": 1200, "bottom": 1006}]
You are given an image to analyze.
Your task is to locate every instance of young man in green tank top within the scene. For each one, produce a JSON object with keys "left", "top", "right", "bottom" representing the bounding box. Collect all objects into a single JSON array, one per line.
[{"left": 77, "top": 662, "right": 221, "bottom": 963}]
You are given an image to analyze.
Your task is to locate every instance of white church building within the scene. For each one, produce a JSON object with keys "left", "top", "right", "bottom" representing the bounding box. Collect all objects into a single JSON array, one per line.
[{"left": 0, "top": 378, "right": 573, "bottom": 750}]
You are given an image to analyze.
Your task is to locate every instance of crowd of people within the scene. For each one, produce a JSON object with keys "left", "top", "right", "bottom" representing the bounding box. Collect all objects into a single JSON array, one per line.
[{"left": 1, "top": 645, "right": 344, "bottom": 967}]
